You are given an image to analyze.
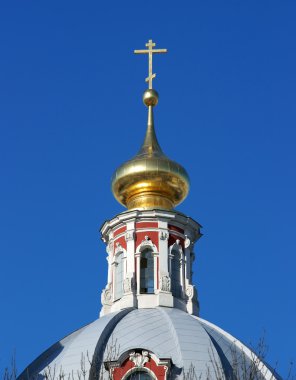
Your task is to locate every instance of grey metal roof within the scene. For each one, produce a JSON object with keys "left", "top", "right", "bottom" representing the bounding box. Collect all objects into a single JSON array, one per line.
[{"left": 18, "top": 308, "right": 279, "bottom": 380}]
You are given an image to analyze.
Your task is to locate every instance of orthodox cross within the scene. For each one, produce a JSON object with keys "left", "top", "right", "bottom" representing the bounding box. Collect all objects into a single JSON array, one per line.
[{"left": 134, "top": 39, "right": 167, "bottom": 89}]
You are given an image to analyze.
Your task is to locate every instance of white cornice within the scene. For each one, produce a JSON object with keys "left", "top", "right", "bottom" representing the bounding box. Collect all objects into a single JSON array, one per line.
[{"left": 101, "top": 209, "right": 202, "bottom": 241}]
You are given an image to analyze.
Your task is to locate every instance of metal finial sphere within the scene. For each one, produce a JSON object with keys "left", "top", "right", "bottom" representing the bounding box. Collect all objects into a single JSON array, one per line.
[
  {"left": 111, "top": 41, "right": 189, "bottom": 211},
  {"left": 143, "top": 89, "right": 159, "bottom": 107}
]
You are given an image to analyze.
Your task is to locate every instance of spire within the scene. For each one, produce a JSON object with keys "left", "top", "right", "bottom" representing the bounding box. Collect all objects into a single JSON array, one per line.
[
  {"left": 134, "top": 40, "right": 167, "bottom": 157},
  {"left": 136, "top": 89, "right": 163, "bottom": 158},
  {"left": 111, "top": 40, "right": 190, "bottom": 210}
]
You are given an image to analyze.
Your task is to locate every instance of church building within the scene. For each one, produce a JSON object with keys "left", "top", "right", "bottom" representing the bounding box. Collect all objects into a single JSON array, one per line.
[{"left": 18, "top": 40, "right": 279, "bottom": 380}]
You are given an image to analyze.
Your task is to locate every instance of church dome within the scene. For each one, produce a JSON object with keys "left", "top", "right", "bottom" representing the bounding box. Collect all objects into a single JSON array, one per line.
[
  {"left": 18, "top": 308, "right": 277, "bottom": 380},
  {"left": 111, "top": 89, "right": 190, "bottom": 211},
  {"left": 17, "top": 40, "right": 280, "bottom": 380}
]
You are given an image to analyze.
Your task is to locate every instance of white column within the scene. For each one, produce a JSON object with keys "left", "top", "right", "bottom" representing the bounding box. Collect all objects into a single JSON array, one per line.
[
  {"left": 158, "top": 220, "right": 169, "bottom": 275},
  {"left": 125, "top": 220, "right": 135, "bottom": 274},
  {"left": 111, "top": 262, "right": 116, "bottom": 301},
  {"left": 136, "top": 254, "right": 140, "bottom": 295},
  {"left": 107, "top": 235, "right": 114, "bottom": 285},
  {"left": 107, "top": 256, "right": 112, "bottom": 284},
  {"left": 184, "top": 234, "right": 192, "bottom": 286},
  {"left": 180, "top": 251, "right": 185, "bottom": 298},
  {"left": 153, "top": 253, "right": 158, "bottom": 292},
  {"left": 184, "top": 248, "right": 190, "bottom": 287},
  {"left": 168, "top": 246, "right": 173, "bottom": 275}
]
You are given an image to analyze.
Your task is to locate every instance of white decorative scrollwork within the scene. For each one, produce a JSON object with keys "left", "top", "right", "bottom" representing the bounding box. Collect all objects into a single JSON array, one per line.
[
  {"left": 186, "top": 285, "right": 193, "bottom": 299},
  {"left": 129, "top": 351, "right": 149, "bottom": 368},
  {"left": 101, "top": 283, "right": 112, "bottom": 306},
  {"left": 184, "top": 235, "right": 191, "bottom": 248},
  {"left": 107, "top": 241, "right": 114, "bottom": 255},
  {"left": 114, "top": 242, "right": 123, "bottom": 254},
  {"left": 159, "top": 231, "right": 169, "bottom": 240},
  {"left": 123, "top": 276, "right": 134, "bottom": 294},
  {"left": 186, "top": 284, "right": 199, "bottom": 315},
  {"left": 186, "top": 285, "right": 198, "bottom": 302},
  {"left": 136, "top": 236, "right": 157, "bottom": 253},
  {"left": 160, "top": 275, "right": 171, "bottom": 292},
  {"left": 125, "top": 231, "right": 135, "bottom": 242}
]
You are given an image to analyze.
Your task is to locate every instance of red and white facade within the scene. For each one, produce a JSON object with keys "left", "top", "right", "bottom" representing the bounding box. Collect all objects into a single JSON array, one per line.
[
  {"left": 100, "top": 209, "right": 201, "bottom": 317},
  {"left": 105, "top": 350, "right": 172, "bottom": 380}
]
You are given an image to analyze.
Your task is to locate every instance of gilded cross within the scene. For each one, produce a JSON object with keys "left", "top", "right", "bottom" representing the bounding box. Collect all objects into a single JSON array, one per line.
[{"left": 134, "top": 39, "right": 167, "bottom": 89}]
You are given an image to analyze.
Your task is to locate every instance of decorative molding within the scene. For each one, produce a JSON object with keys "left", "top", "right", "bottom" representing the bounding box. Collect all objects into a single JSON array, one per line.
[
  {"left": 100, "top": 208, "right": 202, "bottom": 317},
  {"left": 105, "top": 351, "right": 171, "bottom": 380},
  {"left": 159, "top": 231, "right": 169, "bottom": 240},
  {"left": 186, "top": 284, "right": 198, "bottom": 301},
  {"left": 160, "top": 275, "right": 171, "bottom": 292},
  {"left": 184, "top": 235, "right": 191, "bottom": 248},
  {"left": 101, "top": 283, "right": 112, "bottom": 306},
  {"left": 115, "top": 242, "right": 123, "bottom": 254},
  {"left": 129, "top": 351, "right": 149, "bottom": 368},
  {"left": 149, "top": 353, "right": 171, "bottom": 369},
  {"left": 123, "top": 276, "right": 134, "bottom": 294},
  {"left": 106, "top": 241, "right": 114, "bottom": 254},
  {"left": 136, "top": 236, "right": 157, "bottom": 253},
  {"left": 125, "top": 231, "right": 135, "bottom": 242},
  {"left": 186, "top": 284, "right": 200, "bottom": 316},
  {"left": 186, "top": 285, "right": 193, "bottom": 299},
  {"left": 101, "top": 209, "right": 201, "bottom": 241}
]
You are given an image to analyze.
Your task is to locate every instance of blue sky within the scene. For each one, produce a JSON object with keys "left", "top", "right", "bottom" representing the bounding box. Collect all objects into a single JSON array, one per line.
[{"left": 0, "top": 1, "right": 295, "bottom": 377}]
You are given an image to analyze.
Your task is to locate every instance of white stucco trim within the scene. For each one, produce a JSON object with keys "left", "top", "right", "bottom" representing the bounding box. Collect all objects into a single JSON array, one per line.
[{"left": 121, "top": 366, "right": 157, "bottom": 380}]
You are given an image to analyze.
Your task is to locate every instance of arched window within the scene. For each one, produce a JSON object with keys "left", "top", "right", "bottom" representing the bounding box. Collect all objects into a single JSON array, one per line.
[
  {"left": 114, "top": 253, "right": 124, "bottom": 300},
  {"left": 125, "top": 370, "right": 153, "bottom": 380},
  {"left": 171, "top": 249, "right": 182, "bottom": 298},
  {"left": 140, "top": 248, "right": 154, "bottom": 294}
]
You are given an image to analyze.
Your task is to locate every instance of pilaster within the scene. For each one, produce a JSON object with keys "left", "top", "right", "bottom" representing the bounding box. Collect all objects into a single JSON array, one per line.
[{"left": 100, "top": 209, "right": 201, "bottom": 317}]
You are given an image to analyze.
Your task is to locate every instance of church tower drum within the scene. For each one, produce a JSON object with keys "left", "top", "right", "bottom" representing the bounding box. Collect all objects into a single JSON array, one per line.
[{"left": 18, "top": 40, "right": 280, "bottom": 380}]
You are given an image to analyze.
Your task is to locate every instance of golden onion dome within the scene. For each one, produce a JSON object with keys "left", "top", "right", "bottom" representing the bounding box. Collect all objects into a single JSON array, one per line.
[{"left": 111, "top": 89, "right": 190, "bottom": 210}]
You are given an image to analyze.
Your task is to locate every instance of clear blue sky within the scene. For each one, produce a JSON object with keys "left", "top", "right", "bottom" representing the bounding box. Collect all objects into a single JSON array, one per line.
[{"left": 0, "top": 1, "right": 295, "bottom": 378}]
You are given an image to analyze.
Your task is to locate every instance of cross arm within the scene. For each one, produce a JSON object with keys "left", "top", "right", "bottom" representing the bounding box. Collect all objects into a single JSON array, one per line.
[{"left": 134, "top": 49, "right": 168, "bottom": 54}]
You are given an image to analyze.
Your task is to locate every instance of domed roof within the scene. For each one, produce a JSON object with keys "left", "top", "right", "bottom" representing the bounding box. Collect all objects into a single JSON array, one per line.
[
  {"left": 111, "top": 90, "right": 190, "bottom": 211},
  {"left": 18, "top": 41, "right": 280, "bottom": 380},
  {"left": 18, "top": 308, "right": 278, "bottom": 380}
]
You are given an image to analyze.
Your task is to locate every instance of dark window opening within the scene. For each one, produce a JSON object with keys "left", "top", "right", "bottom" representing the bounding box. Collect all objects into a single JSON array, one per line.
[
  {"left": 126, "top": 370, "right": 153, "bottom": 380},
  {"left": 140, "top": 249, "right": 154, "bottom": 294}
]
